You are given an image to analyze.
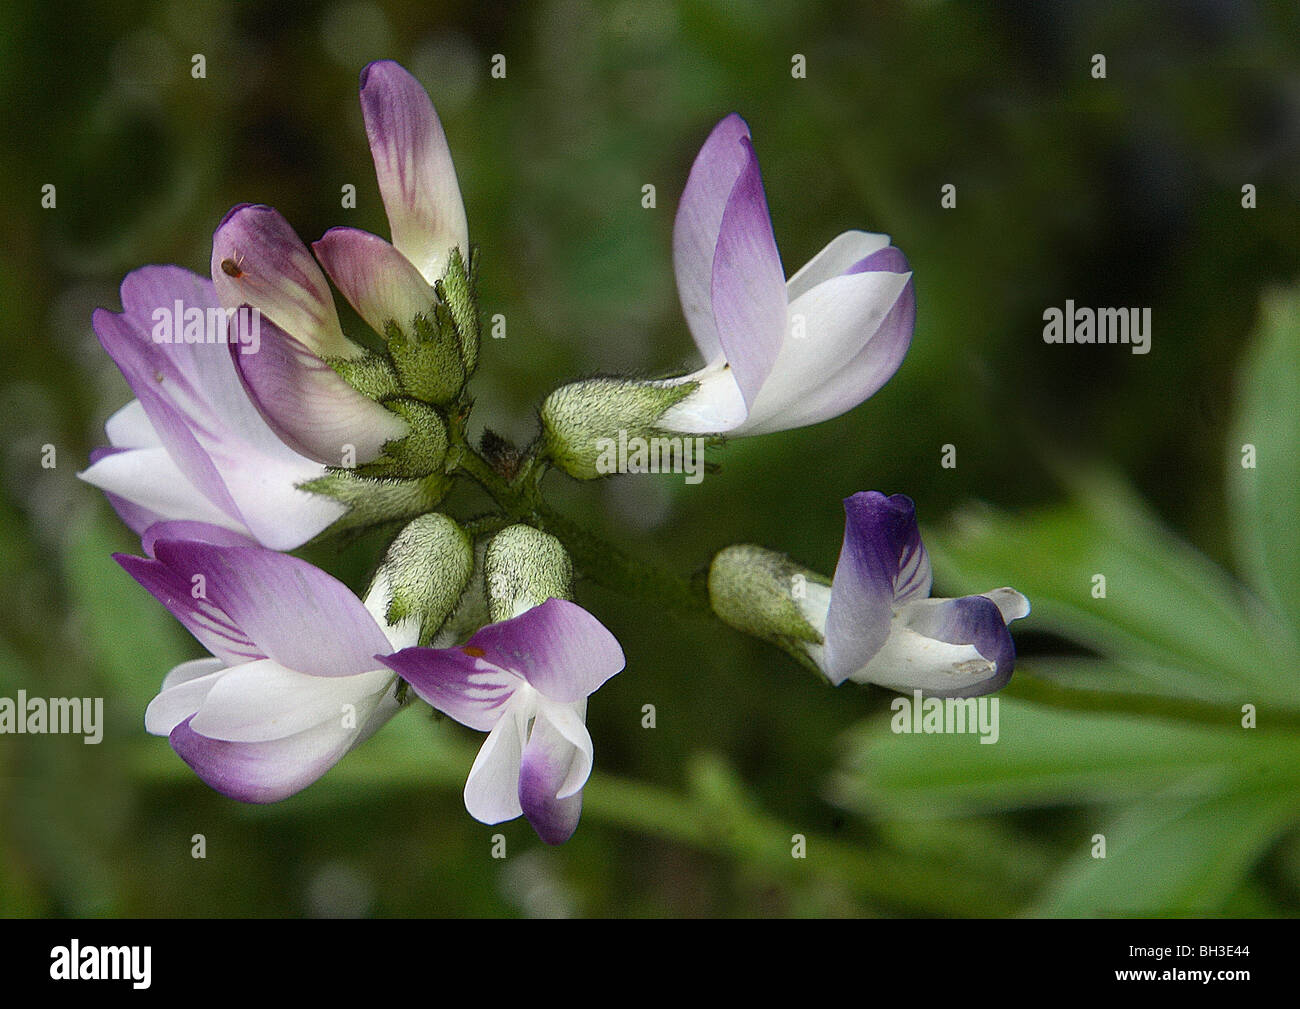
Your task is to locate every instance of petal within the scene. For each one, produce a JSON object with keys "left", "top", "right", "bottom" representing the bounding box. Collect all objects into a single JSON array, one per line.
[
  {"left": 148, "top": 539, "right": 395, "bottom": 677},
  {"left": 168, "top": 714, "right": 357, "bottom": 803},
  {"left": 145, "top": 657, "right": 226, "bottom": 735},
  {"left": 518, "top": 702, "right": 590, "bottom": 845},
  {"left": 709, "top": 136, "right": 787, "bottom": 407},
  {"left": 655, "top": 364, "right": 750, "bottom": 435},
  {"left": 141, "top": 521, "right": 260, "bottom": 557},
  {"left": 210, "top": 204, "right": 355, "bottom": 359},
  {"left": 231, "top": 318, "right": 407, "bottom": 465},
  {"left": 784, "top": 230, "right": 891, "bottom": 302},
  {"left": 313, "top": 227, "right": 438, "bottom": 337},
  {"left": 855, "top": 594, "right": 1019, "bottom": 697},
  {"left": 103, "top": 399, "right": 160, "bottom": 449},
  {"left": 823, "top": 492, "right": 930, "bottom": 685},
  {"left": 360, "top": 60, "right": 469, "bottom": 286},
  {"left": 378, "top": 645, "right": 519, "bottom": 732},
  {"left": 672, "top": 113, "right": 753, "bottom": 362},
  {"left": 115, "top": 553, "right": 263, "bottom": 667},
  {"left": 463, "top": 709, "right": 525, "bottom": 825},
  {"left": 80, "top": 447, "right": 242, "bottom": 534},
  {"left": 462, "top": 598, "right": 625, "bottom": 703},
  {"left": 982, "top": 587, "right": 1031, "bottom": 624},
  {"left": 188, "top": 659, "right": 393, "bottom": 743},
  {"left": 735, "top": 266, "right": 914, "bottom": 436}
]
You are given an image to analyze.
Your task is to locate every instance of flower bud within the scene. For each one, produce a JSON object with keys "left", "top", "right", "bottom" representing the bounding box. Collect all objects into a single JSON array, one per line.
[
  {"left": 368, "top": 513, "right": 474, "bottom": 645},
  {"left": 708, "top": 544, "right": 827, "bottom": 666},
  {"left": 539, "top": 377, "right": 699, "bottom": 479},
  {"left": 484, "top": 524, "right": 574, "bottom": 621}
]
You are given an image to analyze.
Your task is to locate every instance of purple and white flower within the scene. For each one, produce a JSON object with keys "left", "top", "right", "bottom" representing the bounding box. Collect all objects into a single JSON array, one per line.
[
  {"left": 380, "top": 597, "right": 625, "bottom": 844},
  {"left": 804, "top": 492, "right": 1029, "bottom": 697},
  {"left": 79, "top": 266, "right": 345, "bottom": 551},
  {"left": 117, "top": 522, "right": 415, "bottom": 802},
  {"left": 212, "top": 61, "right": 468, "bottom": 464},
  {"left": 659, "top": 114, "right": 916, "bottom": 437}
]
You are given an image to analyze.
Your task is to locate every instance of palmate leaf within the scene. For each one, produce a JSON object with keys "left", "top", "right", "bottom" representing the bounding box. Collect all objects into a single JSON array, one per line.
[
  {"left": 828, "top": 696, "right": 1300, "bottom": 818},
  {"left": 923, "top": 469, "right": 1299, "bottom": 707},
  {"left": 1229, "top": 287, "right": 1300, "bottom": 650},
  {"left": 1031, "top": 788, "right": 1300, "bottom": 917}
]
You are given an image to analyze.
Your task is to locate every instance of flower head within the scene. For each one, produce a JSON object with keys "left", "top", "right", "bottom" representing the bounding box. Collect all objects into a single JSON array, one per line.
[
  {"left": 381, "top": 597, "right": 625, "bottom": 844},
  {"left": 79, "top": 267, "right": 345, "bottom": 550},
  {"left": 117, "top": 522, "right": 415, "bottom": 801},
  {"left": 660, "top": 114, "right": 916, "bottom": 437},
  {"left": 812, "top": 492, "right": 1029, "bottom": 696}
]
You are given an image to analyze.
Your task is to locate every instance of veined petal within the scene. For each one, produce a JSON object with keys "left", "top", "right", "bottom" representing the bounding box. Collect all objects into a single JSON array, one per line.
[
  {"left": 360, "top": 60, "right": 469, "bottom": 286},
  {"left": 462, "top": 597, "right": 625, "bottom": 703},
  {"left": 785, "top": 230, "right": 892, "bottom": 302},
  {"left": 673, "top": 113, "right": 753, "bottom": 362},
  {"left": 823, "top": 492, "right": 930, "bottom": 684},
  {"left": 518, "top": 702, "right": 590, "bottom": 845},
  {"left": 148, "top": 539, "right": 395, "bottom": 678},
  {"left": 188, "top": 659, "right": 393, "bottom": 743},
  {"left": 710, "top": 137, "right": 786, "bottom": 407},
  {"left": 211, "top": 204, "right": 356, "bottom": 359},
  {"left": 145, "top": 657, "right": 226, "bottom": 735},
  {"left": 655, "top": 364, "right": 748, "bottom": 434},
  {"left": 378, "top": 645, "right": 518, "bottom": 732},
  {"left": 169, "top": 714, "right": 356, "bottom": 804},
  {"left": 735, "top": 267, "right": 914, "bottom": 436},
  {"left": 231, "top": 317, "right": 407, "bottom": 465},
  {"left": 80, "top": 447, "right": 242, "bottom": 534},
  {"left": 313, "top": 227, "right": 438, "bottom": 337},
  {"left": 463, "top": 709, "right": 526, "bottom": 825}
]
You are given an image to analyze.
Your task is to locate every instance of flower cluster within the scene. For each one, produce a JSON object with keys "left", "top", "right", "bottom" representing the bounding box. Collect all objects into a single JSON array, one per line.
[{"left": 83, "top": 60, "right": 1026, "bottom": 844}]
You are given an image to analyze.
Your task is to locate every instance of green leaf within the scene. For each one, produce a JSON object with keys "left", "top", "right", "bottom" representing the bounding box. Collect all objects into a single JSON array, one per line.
[
  {"left": 1229, "top": 286, "right": 1300, "bottom": 647},
  {"left": 925, "top": 469, "right": 1299, "bottom": 704},
  {"left": 827, "top": 698, "right": 1300, "bottom": 818},
  {"left": 1032, "top": 788, "right": 1300, "bottom": 916}
]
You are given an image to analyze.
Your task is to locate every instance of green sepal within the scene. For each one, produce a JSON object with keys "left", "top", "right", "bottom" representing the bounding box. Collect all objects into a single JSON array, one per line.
[
  {"left": 386, "top": 306, "right": 467, "bottom": 406},
  {"left": 377, "top": 513, "right": 475, "bottom": 646},
  {"left": 325, "top": 350, "right": 403, "bottom": 401},
  {"left": 708, "top": 544, "right": 828, "bottom": 657},
  {"left": 356, "top": 399, "right": 449, "bottom": 479},
  {"left": 299, "top": 468, "right": 453, "bottom": 538},
  {"left": 435, "top": 245, "right": 480, "bottom": 376},
  {"left": 539, "top": 377, "right": 700, "bottom": 480},
  {"left": 484, "top": 524, "right": 574, "bottom": 622}
]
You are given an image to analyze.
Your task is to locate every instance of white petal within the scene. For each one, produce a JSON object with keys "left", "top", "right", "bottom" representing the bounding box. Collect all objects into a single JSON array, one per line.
[
  {"left": 145, "top": 659, "right": 227, "bottom": 736},
  {"left": 79, "top": 447, "right": 244, "bottom": 532},
  {"left": 104, "top": 399, "right": 161, "bottom": 449},
  {"left": 656, "top": 362, "right": 749, "bottom": 434},
  {"left": 785, "top": 231, "right": 891, "bottom": 302},
  {"left": 463, "top": 706, "right": 526, "bottom": 824}
]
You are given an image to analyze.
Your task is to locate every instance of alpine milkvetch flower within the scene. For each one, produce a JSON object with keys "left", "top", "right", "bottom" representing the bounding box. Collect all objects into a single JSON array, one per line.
[
  {"left": 380, "top": 597, "right": 625, "bottom": 844},
  {"left": 658, "top": 114, "right": 915, "bottom": 437},
  {"left": 212, "top": 60, "right": 471, "bottom": 464},
  {"left": 117, "top": 522, "right": 416, "bottom": 802},
  {"left": 79, "top": 266, "right": 344, "bottom": 551},
  {"left": 809, "top": 492, "right": 1029, "bottom": 696}
]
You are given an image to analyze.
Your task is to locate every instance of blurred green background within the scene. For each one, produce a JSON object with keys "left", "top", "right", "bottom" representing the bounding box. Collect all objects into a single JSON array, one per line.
[{"left": 2, "top": 0, "right": 1298, "bottom": 917}]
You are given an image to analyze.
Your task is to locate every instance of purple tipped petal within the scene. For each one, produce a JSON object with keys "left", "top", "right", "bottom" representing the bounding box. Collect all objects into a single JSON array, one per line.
[
  {"left": 115, "top": 553, "right": 263, "bottom": 667},
  {"left": 141, "top": 521, "right": 259, "bottom": 557},
  {"left": 231, "top": 317, "right": 407, "bottom": 465},
  {"left": 518, "top": 706, "right": 590, "bottom": 845},
  {"left": 168, "top": 715, "right": 355, "bottom": 803},
  {"left": 211, "top": 204, "right": 354, "bottom": 359},
  {"left": 360, "top": 60, "right": 469, "bottom": 286},
  {"left": 463, "top": 713, "right": 525, "bottom": 824},
  {"left": 710, "top": 137, "right": 787, "bottom": 407},
  {"left": 461, "top": 598, "right": 625, "bottom": 703},
  {"left": 823, "top": 492, "right": 931, "bottom": 684},
  {"left": 785, "top": 231, "right": 892, "bottom": 302},
  {"left": 378, "top": 646, "right": 519, "bottom": 732},
  {"left": 899, "top": 594, "right": 1018, "bottom": 697},
  {"left": 847, "top": 245, "right": 910, "bottom": 276},
  {"left": 313, "top": 227, "right": 438, "bottom": 337},
  {"left": 736, "top": 265, "right": 914, "bottom": 436},
  {"left": 148, "top": 539, "right": 394, "bottom": 677},
  {"left": 673, "top": 113, "right": 753, "bottom": 362}
]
